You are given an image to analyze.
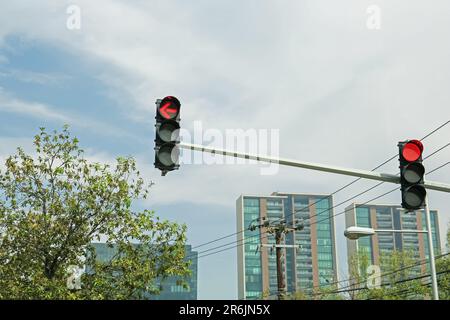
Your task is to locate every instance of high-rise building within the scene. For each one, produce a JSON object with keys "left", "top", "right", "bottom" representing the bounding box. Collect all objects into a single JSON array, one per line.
[
  {"left": 345, "top": 203, "right": 441, "bottom": 275},
  {"left": 91, "top": 243, "right": 198, "bottom": 300},
  {"left": 236, "top": 192, "right": 338, "bottom": 300}
]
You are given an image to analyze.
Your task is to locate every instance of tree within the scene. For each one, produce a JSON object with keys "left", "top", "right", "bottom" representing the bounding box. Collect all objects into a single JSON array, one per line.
[
  {"left": 448, "top": 223, "right": 450, "bottom": 248},
  {"left": 348, "top": 248, "right": 371, "bottom": 300},
  {"left": 348, "top": 249, "right": 428, "bottom": 300},
  {"left": 0, "top": 126, "right": 190, "bottom": 299},
  {"left": 287, "top": 286, "right": 345, "bottom": 300},
  {"left": 287, "top": 275, "right": 345, "bottom": 300},
  {"left": 434, "top": 225, "right": 450, "bottom": 300}
]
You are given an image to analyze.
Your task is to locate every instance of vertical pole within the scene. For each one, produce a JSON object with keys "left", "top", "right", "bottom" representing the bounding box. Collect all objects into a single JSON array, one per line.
[
  {"left": 424, "top": 196, "right": 439, "bottom": 300},
  {"left": 276, "top": 231, "right": 286, "bottom": 300}
]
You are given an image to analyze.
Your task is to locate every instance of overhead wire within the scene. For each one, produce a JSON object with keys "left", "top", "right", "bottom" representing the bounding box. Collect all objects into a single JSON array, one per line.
[{"left": 188, "top": 120, "right": 450, "bottom": 257}]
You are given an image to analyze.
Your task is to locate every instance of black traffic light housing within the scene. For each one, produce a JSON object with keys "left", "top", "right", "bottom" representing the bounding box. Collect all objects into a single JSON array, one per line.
[
  {"left": 154, "top": 96, "right": 181, "bottom": 175},
  {"left": 398, "top": 139, "right": 426, "bottom": 211}
]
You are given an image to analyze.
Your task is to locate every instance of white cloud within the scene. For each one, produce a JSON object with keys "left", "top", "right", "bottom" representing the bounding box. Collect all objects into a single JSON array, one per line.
[
  {"left": 0, "top": 68, "right": 71, "bottom": 85},
  {"left": 0, "top": 0, "right": 449, "bottom": 297},
  {"left": 1, "top": 0, "right": 448, "bottom": 218},
  {"left": 0, "top": 87, "right": 146, "bottom": 143},
  {"left": 0, "top": 87, "right": 70, "bottom": 122}
]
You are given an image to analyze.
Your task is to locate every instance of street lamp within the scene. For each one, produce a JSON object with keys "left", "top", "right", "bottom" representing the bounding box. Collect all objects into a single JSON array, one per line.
[
  {"left": 344, "top": 226, "right": 376, "bottom": 240},
  {"left": 344, "top": 212, "right": 438, "bottom": 300},
  {"left": 344, "top": 226, "right": 428, "bottom": 239}
]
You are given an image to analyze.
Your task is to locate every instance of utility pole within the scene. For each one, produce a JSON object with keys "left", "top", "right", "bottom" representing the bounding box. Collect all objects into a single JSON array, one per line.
[
  {"left": 275, "top": 228, "right": 287, "bottom": 300},
  {"left": 251, "top": 218, "right": 304, "bottom": 300}
]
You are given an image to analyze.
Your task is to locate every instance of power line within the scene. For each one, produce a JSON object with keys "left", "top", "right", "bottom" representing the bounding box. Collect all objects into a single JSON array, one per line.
[
  {"left": 193, "top": 162, "right": 429, "bottom": 259},
  {"left": 312, "top": 252, "right": 450, "bottom": 298},
  {"left": 267, "top": 122, "right": 450, "bottom": 230},
  {"left": 288, "top": 142, "right": 449, "bottom": 230},
  {"left": 313, "top": 269, "right": 450, "bottom": 299},
  {"left": 299, "top": 252, "right": 449, "bottom": 297},
  {"left": 273, "top": 258, "right": 450, "bottom": 299},
  {"left": 191, "top": 122, "right": 450, "bottom": 301},
  {"left": 423, "top": 142, "right": 450, "bottom": 161},
  {"left": 189, "top": 120, "right": 450, "bottom": 253},
  {"left": 192, "top": 183, "right": 395, "bottom": 259},
  {"left": 427, "top": 161, "right": 449, "bottom": 175},
  {"left": 404, "top": 282, "right": 450, "bottom": 299},
  {"left": 191, "top": 194, "right": 380, "bottom": 260},
  {"left": 420, "top": 120, "right": 450, "bottom": 141},
  {"left": 364, "top": 269, "right": 450, "bottom": 300},
  {"left": 193, "top": 159, "right": 450, "bottom": 261},
  {"left": 302, "top": 140, "right": 450, "bottom": 229},
  {"left": 266, "top": 270, "right": 450, "bottom": 300},
  {"left": 259, "top": 161, "right": 449, "bottom": 293},
  {"left": 190, "top": 148, "right": 449, "bottom": 260}
]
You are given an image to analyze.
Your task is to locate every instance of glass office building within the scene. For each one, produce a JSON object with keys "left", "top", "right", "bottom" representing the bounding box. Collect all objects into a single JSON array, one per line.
[
  {"left": 345, "top": 203, "right": 441, "bottom": 276},
  {"left": 91, "top": 243, "right": 198, "bottom": 300},
  {"left": 236, "top": 193, "right": 338, "bottom": 300}
]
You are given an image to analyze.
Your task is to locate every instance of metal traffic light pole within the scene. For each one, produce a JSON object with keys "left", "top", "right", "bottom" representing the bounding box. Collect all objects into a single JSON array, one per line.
[
  {"left": 179, "top": 142, "right": 450, "bottom": 193},
  {"left": 424, "top": 196, "right": 439, "bottom": 300}
]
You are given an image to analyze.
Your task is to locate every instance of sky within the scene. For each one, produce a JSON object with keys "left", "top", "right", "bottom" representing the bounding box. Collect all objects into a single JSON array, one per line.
[{"left": 0, "top": 0, "right": 449, "bottom": 299}]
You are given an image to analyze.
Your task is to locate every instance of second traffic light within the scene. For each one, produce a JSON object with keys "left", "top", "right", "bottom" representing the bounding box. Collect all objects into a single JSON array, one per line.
[
  {"left": 154, "top": 96, "right": 181, "bottom": 175},
  {"left": 398, "top": 139, "right": 426, "bottom": 211}
]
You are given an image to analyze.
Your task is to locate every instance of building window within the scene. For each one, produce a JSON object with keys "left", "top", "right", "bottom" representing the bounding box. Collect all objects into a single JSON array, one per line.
[{"left": 356, "top": 207, "right": 370, "bottom": 227}]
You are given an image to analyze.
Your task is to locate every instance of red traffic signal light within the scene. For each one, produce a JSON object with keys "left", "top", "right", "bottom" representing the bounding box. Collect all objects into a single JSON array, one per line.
[
  {"left": 154, "top": 96, "right": 181, "bottom": 175},
  {"left": 401, "top": 140, "right": 423, "bottom": 162},
  {"left": 398, "top": 139, "right": 426, "bottom": 211},
  {"left": 157, "top": 96, "right": 180, "bottom": 120}
]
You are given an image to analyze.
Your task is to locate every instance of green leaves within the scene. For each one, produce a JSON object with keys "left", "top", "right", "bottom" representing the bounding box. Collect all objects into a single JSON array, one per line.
[
  {"left": 0, "top": 126, "right": 188, "bottom": 299},
  {"left": 348, "top": 249, "right": 433, "bottom": 300}
]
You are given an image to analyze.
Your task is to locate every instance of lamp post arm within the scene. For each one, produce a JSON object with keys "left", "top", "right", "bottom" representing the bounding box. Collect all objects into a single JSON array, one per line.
[{"left": 374, "top": 229, "right": 428, "bottom": 234}]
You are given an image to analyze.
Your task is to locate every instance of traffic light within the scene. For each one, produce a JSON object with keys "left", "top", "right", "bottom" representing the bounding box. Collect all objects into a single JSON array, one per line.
[
  {"left": 398, "top": 139, "right": 426, "bottom": 210},
  {"left": 154, "top": 96, "right": 181, "bottom": 175}
]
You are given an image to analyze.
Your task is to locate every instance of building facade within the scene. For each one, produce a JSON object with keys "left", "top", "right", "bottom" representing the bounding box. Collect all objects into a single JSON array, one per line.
[
  {"left": 92, "top": 243, "right": 198, "bottom": 300},
  {"left": 345, "top": 203, "right": 441, "bottom": 275},
  {"left": 236, "top": 192, "right": 338, "bottom": 300}
]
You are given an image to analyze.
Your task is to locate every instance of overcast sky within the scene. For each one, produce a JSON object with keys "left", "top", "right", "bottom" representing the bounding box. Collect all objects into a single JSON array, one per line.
[{"left": 0, "top": 0, "right": 449, "bottom": 299}]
